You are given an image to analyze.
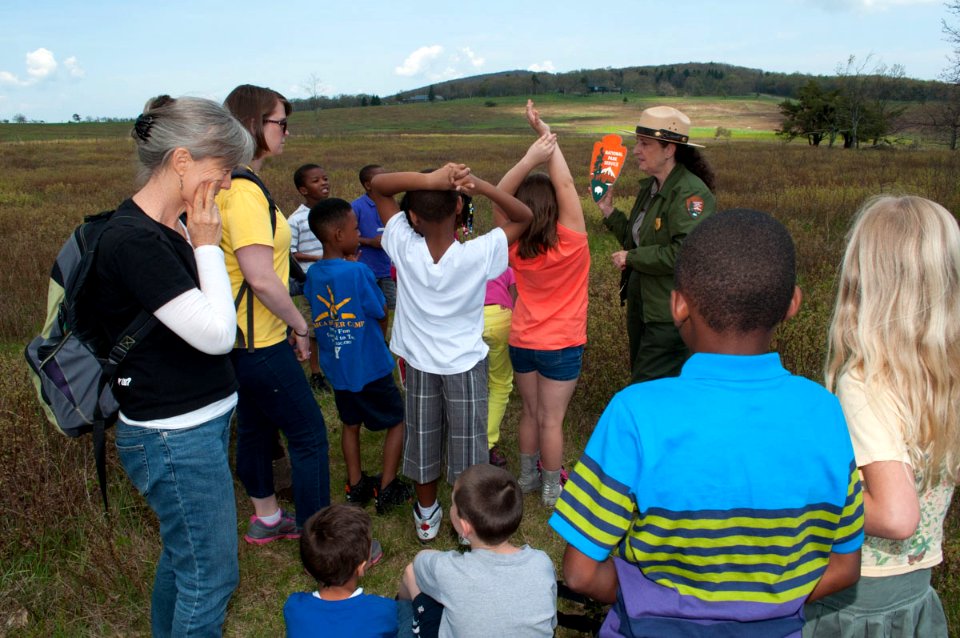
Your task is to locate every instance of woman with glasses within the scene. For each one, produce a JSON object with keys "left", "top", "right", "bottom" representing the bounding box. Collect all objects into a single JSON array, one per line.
[{"left": 217, "top": 84, "right": 330, "bottom": 542}]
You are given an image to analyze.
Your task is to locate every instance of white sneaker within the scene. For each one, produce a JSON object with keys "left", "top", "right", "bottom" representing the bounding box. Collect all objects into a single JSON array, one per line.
[{"left": 413, "top": 502, "right": 442, "bottom": 542}]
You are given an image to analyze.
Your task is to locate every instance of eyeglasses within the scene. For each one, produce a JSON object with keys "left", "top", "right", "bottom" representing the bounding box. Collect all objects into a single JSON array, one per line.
[{"left": 263, "top": 118, "right": 288, "bottom": 133}]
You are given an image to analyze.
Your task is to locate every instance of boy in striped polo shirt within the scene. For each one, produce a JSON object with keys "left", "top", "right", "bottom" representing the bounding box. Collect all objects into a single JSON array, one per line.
[{"left": 550, "top": 209, "right": 864, "bottom": 637}]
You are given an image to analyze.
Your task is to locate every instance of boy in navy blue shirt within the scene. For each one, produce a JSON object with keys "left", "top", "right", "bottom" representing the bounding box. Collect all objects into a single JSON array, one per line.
[
  {"left": 305, "top": 198, "right": 409, "bottom": 513},
  {"left": 284, "top": 504, "right": 396, "bottom": 637}
]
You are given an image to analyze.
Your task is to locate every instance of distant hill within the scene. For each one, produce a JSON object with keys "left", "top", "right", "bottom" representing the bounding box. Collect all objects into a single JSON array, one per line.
[{"left": 291, "top": 62, "right": 952, "bottom": 111}]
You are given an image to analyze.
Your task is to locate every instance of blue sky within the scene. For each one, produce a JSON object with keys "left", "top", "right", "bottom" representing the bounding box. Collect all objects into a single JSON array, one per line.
[{"left": 1, "top": 0, "right": 953, "bottom": 122}]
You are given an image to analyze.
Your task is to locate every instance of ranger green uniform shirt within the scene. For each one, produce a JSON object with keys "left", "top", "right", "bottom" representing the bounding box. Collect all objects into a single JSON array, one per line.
[{"left": 603, "top": 163, "right": 715, "bottom": 324}]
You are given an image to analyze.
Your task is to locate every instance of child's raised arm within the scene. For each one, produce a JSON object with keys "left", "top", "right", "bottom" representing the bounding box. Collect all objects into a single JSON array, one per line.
[
  {"left": 370, "top": 163, "right": 470, "bottom": 226},
  {"left": 460, "top": 175, "right": 532, "bottom": 245},
  {"left": 495, "top": 100, "right": 586, "bottom": 234}
]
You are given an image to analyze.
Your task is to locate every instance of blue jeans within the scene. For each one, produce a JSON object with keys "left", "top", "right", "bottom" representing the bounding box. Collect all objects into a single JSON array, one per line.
[
  {"left": 115, "top": 409, "right": 238, "bottom": 638},
  {"left": 232, "top": 341, "right": 330, "bottom": 526}
]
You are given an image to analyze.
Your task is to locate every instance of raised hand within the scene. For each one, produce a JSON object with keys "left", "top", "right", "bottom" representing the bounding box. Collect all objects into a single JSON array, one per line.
[
  {"left": 430, "top": 163, "right": 471, "bottom": 190},
  {"left": 186, "top": 180, "right": 222, "bottom": 247},
  {"left": 526, "top": 99, "right": 550, "bottom": 136},
  {"left": 523, "top": 133, "right": 558, "bottom": 166}
]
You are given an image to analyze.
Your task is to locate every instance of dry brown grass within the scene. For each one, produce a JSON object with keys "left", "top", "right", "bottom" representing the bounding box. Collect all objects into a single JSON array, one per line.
[{"left": 2, "top": 117, "right": 960, "bottom": 635}]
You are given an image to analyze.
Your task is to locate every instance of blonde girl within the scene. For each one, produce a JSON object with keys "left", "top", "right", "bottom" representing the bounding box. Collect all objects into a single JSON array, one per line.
[{"left": 804, "top": 195, "right": 960, "bottom": 637}]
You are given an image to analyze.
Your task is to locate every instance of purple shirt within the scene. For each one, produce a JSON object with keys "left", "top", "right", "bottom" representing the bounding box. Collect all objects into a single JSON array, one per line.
[{"left": 351, "top": 194, "right": 392, "bottom": 279}]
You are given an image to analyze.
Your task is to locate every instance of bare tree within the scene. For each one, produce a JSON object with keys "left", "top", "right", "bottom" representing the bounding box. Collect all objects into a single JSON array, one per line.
[
  {"left": 301, "top": 73, "right": 324, "bottom": 111},
  {"left": 945, "top": 2, "right": 960, "bottom": 80},
  {"left": 931, "top": 2, "right": 960, "bottom": 149},
  {"left": 833, "top": 55, "right": 906, "bottom": 148}
]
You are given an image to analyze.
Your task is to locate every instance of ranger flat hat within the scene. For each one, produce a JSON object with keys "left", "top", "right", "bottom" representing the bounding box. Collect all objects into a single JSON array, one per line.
[{"left": 622, "top": 106, "right": 704, "bottom": 148}]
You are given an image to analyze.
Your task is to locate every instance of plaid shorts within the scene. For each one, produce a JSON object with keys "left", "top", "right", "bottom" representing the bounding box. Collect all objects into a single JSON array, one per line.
[{"left": 402, "top": 358, "right": 488, "bottom": 485}]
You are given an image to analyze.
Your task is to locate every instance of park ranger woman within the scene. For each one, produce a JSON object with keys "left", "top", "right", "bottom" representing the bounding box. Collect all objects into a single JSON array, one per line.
[{"left": 598, "top": 106, "right": 716, "bottom": 384}]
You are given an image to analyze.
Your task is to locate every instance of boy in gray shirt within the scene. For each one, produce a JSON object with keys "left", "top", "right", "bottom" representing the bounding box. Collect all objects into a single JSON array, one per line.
[{"left": 398, "top": 464, "right": 557, "bottom": 637}]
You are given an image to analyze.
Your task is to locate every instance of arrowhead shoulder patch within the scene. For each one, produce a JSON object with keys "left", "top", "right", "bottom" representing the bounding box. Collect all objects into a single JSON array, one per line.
[{"left": 686, "top": 196, "right": 705, "bottom": 219}]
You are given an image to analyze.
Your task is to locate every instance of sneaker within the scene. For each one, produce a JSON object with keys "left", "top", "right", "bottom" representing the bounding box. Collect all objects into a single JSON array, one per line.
[
  {"left": 488, "top": 445, "right": 508, "bottom": 468},
  {"left": 345, "top": 473, "right": 377, "bottom": 506},
  {"left": 375, "top": 477, "right": 413, "bottom": 515},
  {"left": 537, "top": 459, "right": 569, "bottom": 486},
  {"left": 310, "top": 372, "right": 329, "bottom": 392},
  {"left": 413, "top": 502, "right": 442, "bottom": 542},
  {"left": 369, "top": 539, "right": 384, "bottom": 567},
  {"left": 541, "top": 469, "right": 565, "bottom": 508},
  {"left": 244, "top": 510, "right": 300, "bottom": 545}
]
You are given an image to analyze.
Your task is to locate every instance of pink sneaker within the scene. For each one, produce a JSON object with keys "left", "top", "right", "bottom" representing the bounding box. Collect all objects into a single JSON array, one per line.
[{"left": 243, "top": 510, "right": 300, "bottom": 545}]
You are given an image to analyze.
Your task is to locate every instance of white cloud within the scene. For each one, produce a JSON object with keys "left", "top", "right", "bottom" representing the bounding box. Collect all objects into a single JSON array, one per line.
[
  {"left": 395, "top": 45, "right": 444, "bottom": 76},
  {"left": 528, "top": 61, "right": 556, "bottom": 73},
  {"left": 26, "top": 48, "right": 57, "bottom": 79},
  {"left": 63, "top": 56, "right": 85, "bottom": 78},
  {"left": 0, "top": 48, "right": 83, "bottom": 86},
  {"left": 394, "top": 45, "right": 488, "bottom": 81},
  {"left": 462, "top": 47, "right": 485, "bottom": 68}
]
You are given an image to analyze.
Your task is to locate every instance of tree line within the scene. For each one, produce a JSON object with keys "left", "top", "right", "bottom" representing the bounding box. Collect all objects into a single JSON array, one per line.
[{"left": 288, "top": 61, "right": 954, "bottom": 114}]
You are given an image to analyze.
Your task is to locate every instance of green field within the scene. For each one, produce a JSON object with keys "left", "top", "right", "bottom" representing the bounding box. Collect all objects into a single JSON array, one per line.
[{"left": 2, "top": 98, "right": 959, "bottom": 636}]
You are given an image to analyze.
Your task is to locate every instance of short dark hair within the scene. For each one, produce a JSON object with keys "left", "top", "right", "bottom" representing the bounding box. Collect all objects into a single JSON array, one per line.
[
  {"left": 405, "top": 189, "right": 460, "bottom": 223},
  {"left": 300, "top": 504, "right": 371, "bottom": 587},
  {"left": 294, "top": 163, "right": 323, "bottom": 189},
  {"left": 308, "top": 197, "right": 354, "bottom": 245},
  {"left": 453, "top": 464, "right": 523, "bottom": 545},
  {"left": 675, "top": 208, "right": 796, "bottom": 333},
  {"left": 358, "top": 164, "right": 383, "bottom": 186},
  {"left": 223, "top": 84, "right": 291, "bottom": 159}
]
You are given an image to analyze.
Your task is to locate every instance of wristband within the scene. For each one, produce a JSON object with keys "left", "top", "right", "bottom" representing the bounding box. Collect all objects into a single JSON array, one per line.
[{"left": 293, "top": 329, "right": 308, "bottom": 338}]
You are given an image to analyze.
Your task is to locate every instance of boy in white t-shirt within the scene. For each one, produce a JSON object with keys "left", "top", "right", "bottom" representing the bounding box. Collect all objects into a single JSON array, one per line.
[
  {"left": 288, "top": 163, "right": 330, "bottom": 272},
  {"left": 370, "top": 159, "right": 539, "bottom": 541},
  {"left": 288, "top": 163, "right": 331, "bottom": 390}
]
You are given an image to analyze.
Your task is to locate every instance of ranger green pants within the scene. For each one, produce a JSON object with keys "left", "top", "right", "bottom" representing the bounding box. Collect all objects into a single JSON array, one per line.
[{"left": 626, "top": 293, "right": 689, "bottom": 384}]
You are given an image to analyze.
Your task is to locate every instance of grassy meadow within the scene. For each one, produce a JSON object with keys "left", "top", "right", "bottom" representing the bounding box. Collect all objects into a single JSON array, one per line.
[{"left": 1, "top": 97, "right": 960, "bottom": 636}]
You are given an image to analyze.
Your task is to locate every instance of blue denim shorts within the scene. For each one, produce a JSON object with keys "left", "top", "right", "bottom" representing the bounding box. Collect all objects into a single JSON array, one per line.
[{"left": 509, "top": 344, "right": 584, "bottom": 381}]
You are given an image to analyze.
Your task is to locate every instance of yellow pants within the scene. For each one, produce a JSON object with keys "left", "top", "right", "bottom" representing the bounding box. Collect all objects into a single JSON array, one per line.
[{"left": 482, "top": 304, "right": 513, "bottom": 448}]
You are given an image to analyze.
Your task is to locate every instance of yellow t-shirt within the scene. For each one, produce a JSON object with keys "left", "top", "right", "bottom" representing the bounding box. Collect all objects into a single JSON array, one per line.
[
  {"left": 217, "top": 176, "right": 290, "bottom": 349},
  {"left": 837, "top": 373, "right": 955, "bottom": 577}
]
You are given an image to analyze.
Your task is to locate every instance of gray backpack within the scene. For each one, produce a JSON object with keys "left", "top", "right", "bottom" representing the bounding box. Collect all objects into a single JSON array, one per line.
[{"left": 25, "top": 210, "right": 158, "bottom": 510}]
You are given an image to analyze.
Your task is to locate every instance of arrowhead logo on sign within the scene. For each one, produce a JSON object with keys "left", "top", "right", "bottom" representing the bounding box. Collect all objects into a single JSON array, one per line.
[{"left": 589, "top": 134, "right": 627, "bottom": 202}]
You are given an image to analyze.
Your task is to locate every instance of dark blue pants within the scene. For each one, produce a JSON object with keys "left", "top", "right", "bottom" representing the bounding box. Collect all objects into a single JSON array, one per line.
[{"left": 232, "top": 341, "right": 330, "bottom": 526}]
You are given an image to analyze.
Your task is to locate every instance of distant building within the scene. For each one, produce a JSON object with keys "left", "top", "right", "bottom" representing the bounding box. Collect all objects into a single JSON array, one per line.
[{"left": 403, "top": 94, "right": 445, "bottom": 103}]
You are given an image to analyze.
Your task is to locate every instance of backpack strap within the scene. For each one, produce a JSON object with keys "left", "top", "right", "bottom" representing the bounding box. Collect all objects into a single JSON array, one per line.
[
  {"left": 94, "top": 309, "right": 158, "bottom": 513},
  {"left": 230, "top": 167, "right": 279, "bottom": 353}
]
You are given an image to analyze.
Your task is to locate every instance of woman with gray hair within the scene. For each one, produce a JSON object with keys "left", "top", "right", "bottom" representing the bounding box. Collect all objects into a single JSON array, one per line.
[{"left": 88, "top": 95, "right": 253, "bottom": 636}]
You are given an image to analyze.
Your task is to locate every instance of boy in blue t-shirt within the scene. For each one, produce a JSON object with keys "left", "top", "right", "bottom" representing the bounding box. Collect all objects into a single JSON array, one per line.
[
  {"left": 351, "top": 164, "right": 395, "bottom": 310},
  {"left": 284, "top": 504, "right": 396, "bottom": 637},
  {"left": 305, "top": 198, "right": 409, "bottom": 513},
  {"left": 550, "top": 209, "right": 864, "bottom": 637}
]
